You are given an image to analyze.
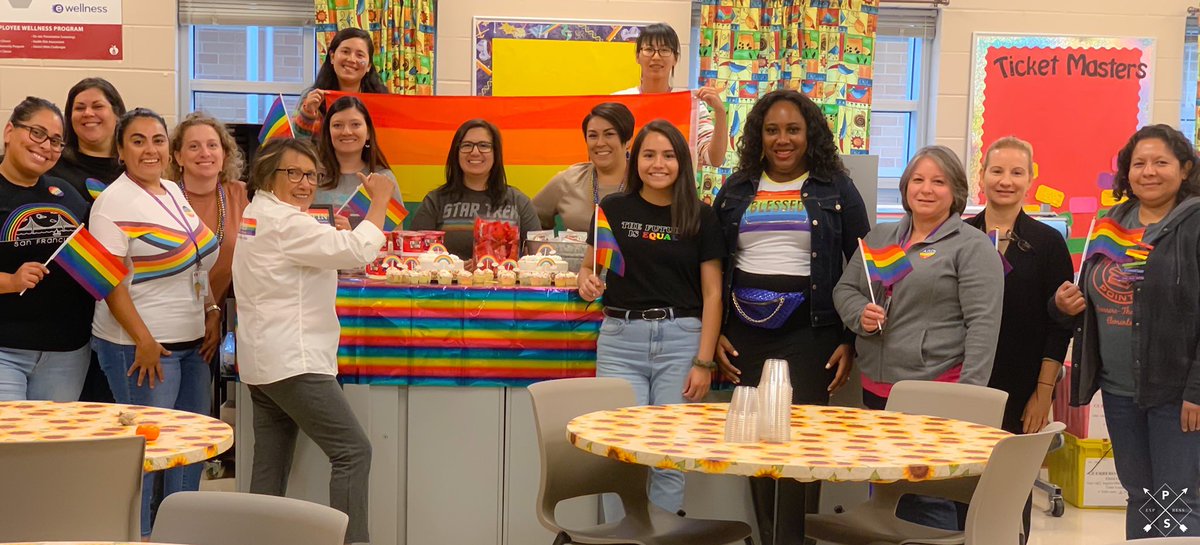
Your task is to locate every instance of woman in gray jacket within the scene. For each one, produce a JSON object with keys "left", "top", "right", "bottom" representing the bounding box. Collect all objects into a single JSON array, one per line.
[{"left": 833, "top": 145, "right": 1003, "bottom": 530}]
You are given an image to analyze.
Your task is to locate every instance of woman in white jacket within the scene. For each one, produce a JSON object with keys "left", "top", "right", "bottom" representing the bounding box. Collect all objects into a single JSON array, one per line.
[{"left": 232, "top": 138, "right": 394, "bottom": 544}]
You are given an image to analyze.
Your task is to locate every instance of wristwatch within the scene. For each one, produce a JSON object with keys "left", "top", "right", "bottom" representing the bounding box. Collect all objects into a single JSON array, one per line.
[
  {"left": 692, "top": 357, "right": 717, "bottom": 370},
  {"left": 205, "top": 304, "right": 221, "bottom": 314}
]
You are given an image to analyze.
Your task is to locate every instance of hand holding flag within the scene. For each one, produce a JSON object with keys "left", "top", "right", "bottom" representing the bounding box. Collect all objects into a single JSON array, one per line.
[
  {"left": 20, "top": 224, "right": 128, "bottom": 300},
  {"left": 337, "top": 177, "right": 408, "bottom": 231}
]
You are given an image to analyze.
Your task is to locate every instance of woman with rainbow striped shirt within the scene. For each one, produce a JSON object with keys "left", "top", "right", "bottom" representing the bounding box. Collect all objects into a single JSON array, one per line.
[{"left": 89, "top": 108, "right": 219, "bottom": 537}]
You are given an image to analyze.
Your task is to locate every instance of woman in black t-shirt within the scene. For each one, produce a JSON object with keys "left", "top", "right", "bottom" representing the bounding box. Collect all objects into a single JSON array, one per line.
[
  {"left": 578, "top": 120, "right": 725, "bottom": 517},
  {"left": 0, "top": 96, "right": 94, "bottom": 401},
  {"left": 48, "top": 78, "right": 127, "bottom": 202}
]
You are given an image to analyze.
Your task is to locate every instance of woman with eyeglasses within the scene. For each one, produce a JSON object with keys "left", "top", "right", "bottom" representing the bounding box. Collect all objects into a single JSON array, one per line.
[
  {"left": 294, "top": 28, "right": 390, "bottom": 142},
  {"left": 314, "top": 96, "right": 402, "bottom": 230},
  {"left": 411, "top": 119, "right": 540, "bottom": 259},
  {"left": 233, "top": 138, "right": 396, "bottom": 544},
  {"left": 615, "top": 23, "right": 728, "bottom": 168},
  {"left": 89, "top": 108, "right": 219, "bottom": 537},
  {"left": 964, "top": 137, "right": 1073, "bottom": 540},
  {"left": 0, "top": 97, "right": 94, "bottom": 402}
]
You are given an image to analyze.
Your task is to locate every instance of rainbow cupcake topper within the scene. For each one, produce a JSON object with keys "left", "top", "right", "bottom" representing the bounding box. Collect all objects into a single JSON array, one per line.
[
  {"left": 432, "top": 254, "right": 456, "bottom": 268},
  {"left": 381, "top": 255, "right": 403, "bottom": 270},
  {"left": 536, "top": 257, "right": 558, "bottom": 270},
  {"left": 477, "top": 255, "right": 498, "bottom": 270},
  {"left": 427, "top": 243, "right": 449, "bottom": 255},
  {"left": 536, "top": 244, "right": 556, "bottom": 256},
  {"left": 500, "top": 259, "right": 518, "bottom": 271},
  {"left": 402, "top": 257, "right": 420, "bottom": 270}
]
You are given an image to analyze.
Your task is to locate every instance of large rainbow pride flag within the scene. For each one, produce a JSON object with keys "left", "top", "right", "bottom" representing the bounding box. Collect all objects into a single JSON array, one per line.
[{"left": 325, "top": 91, "right": 694, "bottom": 205}]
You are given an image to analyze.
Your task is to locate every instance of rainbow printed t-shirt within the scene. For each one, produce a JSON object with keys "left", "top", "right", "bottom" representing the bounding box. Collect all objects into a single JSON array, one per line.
[
  {"left": 89, "top": 174, "right": 218, "bottom": 345},
  {"left": 736, "top": 172, "right": 812, "bottom": 276}
]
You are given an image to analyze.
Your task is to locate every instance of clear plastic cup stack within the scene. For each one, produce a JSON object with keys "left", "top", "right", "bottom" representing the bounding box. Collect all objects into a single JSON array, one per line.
[
  {"left": 757, "top": 358, "right": 793, "bottom": 443},
  {"left": 724, "top": 385, "right": 759, "bottom": 443}
]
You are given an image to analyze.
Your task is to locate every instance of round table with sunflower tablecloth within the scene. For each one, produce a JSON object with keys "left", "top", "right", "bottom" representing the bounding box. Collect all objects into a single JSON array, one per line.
[
  {"left": 567, "top": 403, "right": 1011, "bottom": 482},
  {"left": 0, "top": 401, "right": 233, "bottom": 472}
]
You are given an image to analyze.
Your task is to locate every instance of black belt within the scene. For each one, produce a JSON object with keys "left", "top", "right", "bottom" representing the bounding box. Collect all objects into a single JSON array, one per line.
[{"left": 603, "top": 306, "right": 701, "bottom": 321}]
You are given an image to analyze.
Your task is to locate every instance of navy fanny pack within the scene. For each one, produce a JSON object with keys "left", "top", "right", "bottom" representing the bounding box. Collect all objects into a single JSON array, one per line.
[{"left": 730, "top": 287, "right": 805, "bottom": 329}]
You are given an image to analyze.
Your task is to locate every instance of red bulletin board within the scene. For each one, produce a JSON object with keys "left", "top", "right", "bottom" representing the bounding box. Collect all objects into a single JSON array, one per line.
[{"left": 967, "top": 35, "right": 1155, "bottom": 258}]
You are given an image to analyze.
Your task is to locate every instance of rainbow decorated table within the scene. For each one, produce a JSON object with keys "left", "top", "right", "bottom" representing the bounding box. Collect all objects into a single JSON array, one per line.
[
  {"left": 0, "top": 401, "right": 233, "bottom": 472},
  {"left": 567, "top": 404, "right": 1012, "bottom": 482},
  {"left": 335, "top": 277, "right": 603, "bottom": 386}
]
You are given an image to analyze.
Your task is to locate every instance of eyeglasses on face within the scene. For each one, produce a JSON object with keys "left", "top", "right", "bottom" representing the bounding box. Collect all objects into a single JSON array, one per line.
[
  {"left": 639, "top": 47, "right": 675, "bottom": 58},
  {"left": 458, "top": 141, "right": 494, "bottom": 154},
  {"left": 12, "top": 122, "right": 66, "bottom": 152},
  {"left": 275, "top": 167, "right": 324, "bottom": 185}
]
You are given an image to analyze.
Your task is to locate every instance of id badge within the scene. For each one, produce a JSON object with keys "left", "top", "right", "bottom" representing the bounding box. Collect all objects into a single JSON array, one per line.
[{"left": 193, "top": 270, "right": 210, "bottom": 300}]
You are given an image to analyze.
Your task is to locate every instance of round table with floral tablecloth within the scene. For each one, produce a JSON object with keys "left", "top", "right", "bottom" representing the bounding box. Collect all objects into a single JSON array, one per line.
[
  {"left": 0, "top": 401, "right": 233, "bottom": 472},
  {"left": 566, "top": 403, "right": 1011, "bottom": 482}
]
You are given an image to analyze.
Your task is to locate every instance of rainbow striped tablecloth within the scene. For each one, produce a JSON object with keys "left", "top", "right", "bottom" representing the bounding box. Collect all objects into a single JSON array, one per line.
[{"left": 335, "top": 278, "right": 602, "bottom": 387}]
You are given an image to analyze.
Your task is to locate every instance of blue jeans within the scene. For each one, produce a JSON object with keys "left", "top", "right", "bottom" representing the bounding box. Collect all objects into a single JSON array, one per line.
[
  {"left": 1103, "top": 391, "right": 1200, "bottom": 540},
  {"left": 0, "top": 344, "right": 90, "bottom": 401},
  {"left": 93, "top": 337, "right": 212, "bottom": 536},
  {"left": 596, "top": 316, "right": 701, "bottom": 517}
]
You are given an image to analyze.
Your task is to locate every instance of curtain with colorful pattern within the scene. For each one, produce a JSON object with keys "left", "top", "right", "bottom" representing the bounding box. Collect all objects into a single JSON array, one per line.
[
  {"left": 697, "top": 0, "right": 877, "bottom": 198},
  {"left": 315, "top": 0, "right": 436, "bottom": 95}
]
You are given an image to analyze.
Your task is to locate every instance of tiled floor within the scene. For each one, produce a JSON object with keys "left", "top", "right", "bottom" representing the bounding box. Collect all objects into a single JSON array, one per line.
[{"left": 1028, "top": 492, "right": 1126, "bottom": 545}]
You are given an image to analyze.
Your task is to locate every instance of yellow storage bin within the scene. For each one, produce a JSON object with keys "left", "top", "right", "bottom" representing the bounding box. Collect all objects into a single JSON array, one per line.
[{"left": 1047, "top": 432, "right": 1127, "bottom": 509}]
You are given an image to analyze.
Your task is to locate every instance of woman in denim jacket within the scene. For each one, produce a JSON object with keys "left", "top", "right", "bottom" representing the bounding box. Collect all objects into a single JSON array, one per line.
[{"left": 712, "top": 89, "right": 870, "bottom": 545}]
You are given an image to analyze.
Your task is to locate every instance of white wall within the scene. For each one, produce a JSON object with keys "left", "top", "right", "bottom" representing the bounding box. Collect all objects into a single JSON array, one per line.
[
  {"left": 0, "top": 0, "right": 177, "bottom": 139},
  {"left": 933, "top": 0, "right": 1193, "bottom": 161}
]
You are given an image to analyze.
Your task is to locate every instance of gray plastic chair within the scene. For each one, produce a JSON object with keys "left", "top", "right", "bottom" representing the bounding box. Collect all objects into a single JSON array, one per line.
[
  {"left": 0, "top": 434, "right": 144, "bottom": 541},
  {"left": 806, "top": 421, "right": 1065, "bottom": 545},
  {"left": 807, "top": 381, "right": 1011, "bottom": 544},
  {"left": 151, "top": 491, "right": 349, "bottom": 545},
  {"left": 528, "top": 377, "right": 753, "bottom": 545}
]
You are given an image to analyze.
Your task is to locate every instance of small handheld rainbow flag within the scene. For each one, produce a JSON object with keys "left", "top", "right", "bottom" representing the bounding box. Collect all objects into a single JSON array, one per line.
[
  {"left": 860, "top": 240, "right": 914, "bottom": 288},
  {"left": 35, "top": 225, "right": 128, "bottom": 300},
  {"left": 593, "top": 206, "right": 624, "bottom": 277},
  {"left": 257, "top": 94, "right": 294, "bottom": 144},
  {"left": 1084, "top": 216, "right": 1147, "bottom": 264},
  {"left": 339, "top": 184, "right": 408, "bottom": 231},
  {"left": 988, "top": 229, "right": 1014, "bottom": 276}
]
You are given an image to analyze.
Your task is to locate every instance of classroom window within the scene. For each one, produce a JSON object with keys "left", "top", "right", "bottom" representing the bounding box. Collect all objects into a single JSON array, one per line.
[{"left": 181, "top": 25, "right": 316, "bottom": 123}]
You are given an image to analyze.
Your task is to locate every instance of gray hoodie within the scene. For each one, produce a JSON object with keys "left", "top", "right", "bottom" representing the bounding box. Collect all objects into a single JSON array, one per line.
[{"left": 834, "top": 214, "right": 1004, "bottom": 387}]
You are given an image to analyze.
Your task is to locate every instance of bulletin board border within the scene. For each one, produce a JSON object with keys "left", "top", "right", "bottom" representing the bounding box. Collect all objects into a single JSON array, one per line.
[{"left": 966, "top": 33, "right": 1156, "bottom": 190}]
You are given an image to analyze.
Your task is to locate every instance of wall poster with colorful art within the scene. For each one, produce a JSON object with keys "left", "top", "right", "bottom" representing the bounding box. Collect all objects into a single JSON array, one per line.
[{"left": 968, "top": 34, "right": 1155, "bottom": 265}]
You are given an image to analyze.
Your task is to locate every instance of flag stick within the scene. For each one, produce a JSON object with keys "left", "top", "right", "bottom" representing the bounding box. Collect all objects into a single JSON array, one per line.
[
  {"left": 1075, "top": 216, "right": 1097, "bottom": 285},
  {"left": 592, "top": 205, "right": 599, "bottom": 277},
  {"left": 994, "top": 228, "right": 1001, "bottom": 252},
  {"left": 20, "top": 224, "right": 84, "bottom": 296},
  {"left": 858, "top": 238, "right": 883, "bottom": 332},
  {"left": 281, "top": 93, "right": 297, "bottom": 136}
]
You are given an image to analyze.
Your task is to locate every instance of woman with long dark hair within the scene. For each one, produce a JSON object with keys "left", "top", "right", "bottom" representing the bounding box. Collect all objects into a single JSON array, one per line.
[
  {"left": 1053, "top": 125, "right": 1200, "bottom": 539},
  {"left": 712, "top": 89, "right": 869, "bottom": 545},
  {"left": 577, "top": 119, "right": 725, "bottom": 517},
  {"left": 314, "top": 96, "right": 402, "bottom": 229},
  {"left": 49, "top": 77, "right": 127, "bottom": 201},
  {"left": 294, "top": 28, "right": 389, "bottom": 141},
  {"left": 410, "top": 119, "right": 540, "bottom": 259}
]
